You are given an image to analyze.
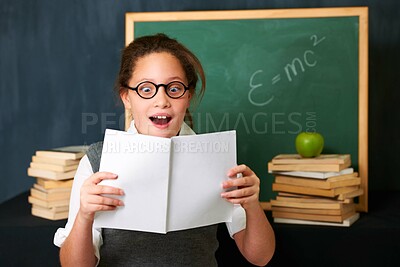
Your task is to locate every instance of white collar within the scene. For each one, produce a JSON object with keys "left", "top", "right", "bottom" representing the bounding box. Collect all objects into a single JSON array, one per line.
[{"left": 127, "top": 120, "right": 196, "bottom": 136}]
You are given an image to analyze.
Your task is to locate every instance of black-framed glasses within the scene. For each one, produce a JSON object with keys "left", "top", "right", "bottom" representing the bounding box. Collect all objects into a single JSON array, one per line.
[{"left": 125, "top": 81, "right": 190, "bottom": 99}]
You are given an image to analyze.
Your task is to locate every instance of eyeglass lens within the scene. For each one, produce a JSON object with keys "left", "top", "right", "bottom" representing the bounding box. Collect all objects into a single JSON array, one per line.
[{"left": 137, "top": 81, "right": 187, "bottom": 99}]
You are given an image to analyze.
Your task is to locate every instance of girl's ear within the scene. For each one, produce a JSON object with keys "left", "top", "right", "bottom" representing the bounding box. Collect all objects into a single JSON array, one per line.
[{"left": 120, "top": 90, "right": 132, "bottom": 109}]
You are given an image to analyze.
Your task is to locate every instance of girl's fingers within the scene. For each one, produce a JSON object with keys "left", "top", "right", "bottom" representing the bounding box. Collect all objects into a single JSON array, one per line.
[
  {"left": 81, "top": 172, "right": 123, "bottom": 197},
  {"left": 222, "top": 174, "right": 259, "bottom": 189},
  {"left": 227, "top": 164, "right": 254, "bottom": 178},
  {"left": 221, "top": 187, "right": 260, "bottom": 207},
  {"left": 80, "top": 194, "right": 124, "bottom": 216},
  {"left": 222, "top": 165, "right": 261, "bottom": 208},
  {"left": 86, "top": 184, "right": 124, "bottom": 196},
  {"left": 221, "top": 186, "right": 255, "bottom": 199},
  {"left": 79, "top": 172, "right": 124, "bottom": 216},
  {"left": 89, "top": 172, "right": 118, "bottom": 185},
  {"left": 87, "top": 194, "right": 124, "bottom": 207}
]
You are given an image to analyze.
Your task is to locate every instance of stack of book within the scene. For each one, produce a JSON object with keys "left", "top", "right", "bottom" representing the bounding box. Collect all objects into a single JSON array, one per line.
[
  {"left": 27, "top": 145, "right": 88, "bottom": 220},
  {"left": 268, "top": 154, "right": 363, "bottom": 227}
]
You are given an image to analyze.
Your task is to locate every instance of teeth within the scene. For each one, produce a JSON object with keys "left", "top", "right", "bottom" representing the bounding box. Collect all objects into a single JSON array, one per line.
[{"left": 153, "top": 115, "right": 167, "bottom": 119}]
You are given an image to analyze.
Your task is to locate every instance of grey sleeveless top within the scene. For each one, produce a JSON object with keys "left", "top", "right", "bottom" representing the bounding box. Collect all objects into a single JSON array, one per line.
[{"left": 87, "top": 141, "right": 219, "bottom": 267}]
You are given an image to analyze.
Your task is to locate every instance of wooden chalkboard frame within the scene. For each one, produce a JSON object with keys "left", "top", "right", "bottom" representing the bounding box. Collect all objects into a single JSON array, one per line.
[{"left": 125, "top": 7, "right": 369, "bottom": 212}]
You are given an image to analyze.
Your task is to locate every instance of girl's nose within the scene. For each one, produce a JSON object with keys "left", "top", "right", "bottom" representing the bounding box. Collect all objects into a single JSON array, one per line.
[{"left": 153, "top": 87, "right": 171, "bottom": 108}]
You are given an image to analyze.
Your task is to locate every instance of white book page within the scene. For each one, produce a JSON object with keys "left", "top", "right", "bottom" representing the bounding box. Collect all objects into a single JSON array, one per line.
[
  {"left": 167, "top": 131, "right": 235, "bottom": 231},
  {"left": 94, "top": 129, "right": 171, "bottom": 233}
]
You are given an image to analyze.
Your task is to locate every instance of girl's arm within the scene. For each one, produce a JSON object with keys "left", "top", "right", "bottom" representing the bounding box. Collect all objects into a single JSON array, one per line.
[
  {"left": 60, "top": 211, "right": 97, "bottom": 267},
  {"left": 60, "top": 172, "right": 124, "bottom": 267},
  {"left": 221, "top": 164, "right": 275, "bottom": 266}
]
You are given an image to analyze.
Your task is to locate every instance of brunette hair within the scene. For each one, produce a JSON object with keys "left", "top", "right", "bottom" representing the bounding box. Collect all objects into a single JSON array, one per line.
[{"left": 115, "top": 33, "right": 206, "bottom": 127}]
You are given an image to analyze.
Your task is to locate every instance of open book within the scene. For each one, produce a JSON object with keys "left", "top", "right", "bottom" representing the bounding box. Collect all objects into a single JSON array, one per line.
[{"left": 94, "top": 129, "right": 236, "bottom": 234}]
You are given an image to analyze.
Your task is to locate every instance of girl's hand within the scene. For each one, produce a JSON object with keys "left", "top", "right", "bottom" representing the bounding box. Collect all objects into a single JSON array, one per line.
[
  {"left": 78, "top": 172, "right": 125, "bottom": 222},
  {"left": 221, "top": 164, "right": 260, "bottom": 210}
]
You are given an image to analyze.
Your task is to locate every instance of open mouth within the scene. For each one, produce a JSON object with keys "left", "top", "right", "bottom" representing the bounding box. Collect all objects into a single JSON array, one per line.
[{"left": 149, "top": 115, "right": 172, "bottom": 126}]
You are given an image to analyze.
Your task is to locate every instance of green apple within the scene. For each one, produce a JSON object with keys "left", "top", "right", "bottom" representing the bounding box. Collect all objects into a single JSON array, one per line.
[{"left": 295, "top": 132, "right": 324, "bottom": 158}]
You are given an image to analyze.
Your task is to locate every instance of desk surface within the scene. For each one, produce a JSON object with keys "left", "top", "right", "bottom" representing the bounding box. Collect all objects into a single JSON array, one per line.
[
  {"left": 1, "top": 191, "right": 400, "bottom": 266},
  {"left": 220, "top": 190, "right": 400, "bottom": 267}
]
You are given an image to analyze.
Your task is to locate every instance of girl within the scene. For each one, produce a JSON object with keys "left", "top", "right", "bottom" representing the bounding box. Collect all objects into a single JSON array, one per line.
[{"left": 54, "top": 33, "right": 275, "bottom": 266}]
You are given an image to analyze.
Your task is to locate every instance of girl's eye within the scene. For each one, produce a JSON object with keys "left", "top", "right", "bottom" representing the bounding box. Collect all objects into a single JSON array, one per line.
[
  {"left": 139, "top": 86, "right": 153, "bottom": 94},
  {"left": 169, "top": 87, "right": 181, "bottom": 93},
  {"left": 168, "top": 83, "right": 184, "bottom": 94}
]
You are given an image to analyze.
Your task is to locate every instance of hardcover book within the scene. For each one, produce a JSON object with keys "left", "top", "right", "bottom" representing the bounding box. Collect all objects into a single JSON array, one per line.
[
  {"left": 35, "top": 145, "right": 88, "bottom": 160},
  {"left": 270, "top": 168, "right": 354, "bottom": 179}
]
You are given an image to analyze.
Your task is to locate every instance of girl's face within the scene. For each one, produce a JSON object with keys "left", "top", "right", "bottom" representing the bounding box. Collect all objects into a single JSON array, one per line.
[{"left": 121, "top": 52, "right": 192, "bottom": 138}]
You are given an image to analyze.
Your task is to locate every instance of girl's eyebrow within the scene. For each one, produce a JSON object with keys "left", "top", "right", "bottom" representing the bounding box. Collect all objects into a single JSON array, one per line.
[
  {"left": 167, "top": 76, "right": 186, "bottom": 81},
  {"left": 137, "top": 76, "right": 187, "bottom": 83}
]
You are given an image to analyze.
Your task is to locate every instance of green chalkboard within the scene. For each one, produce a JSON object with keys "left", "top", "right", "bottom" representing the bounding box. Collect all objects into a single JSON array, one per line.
[{"left": 126, "top": 8, "right": 369, "bottom": 210}]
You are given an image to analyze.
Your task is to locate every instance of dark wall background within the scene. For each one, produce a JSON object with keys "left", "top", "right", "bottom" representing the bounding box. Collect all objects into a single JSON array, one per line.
[{"left": 0, "top": 0, "right": 399, "bottom": 204}]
